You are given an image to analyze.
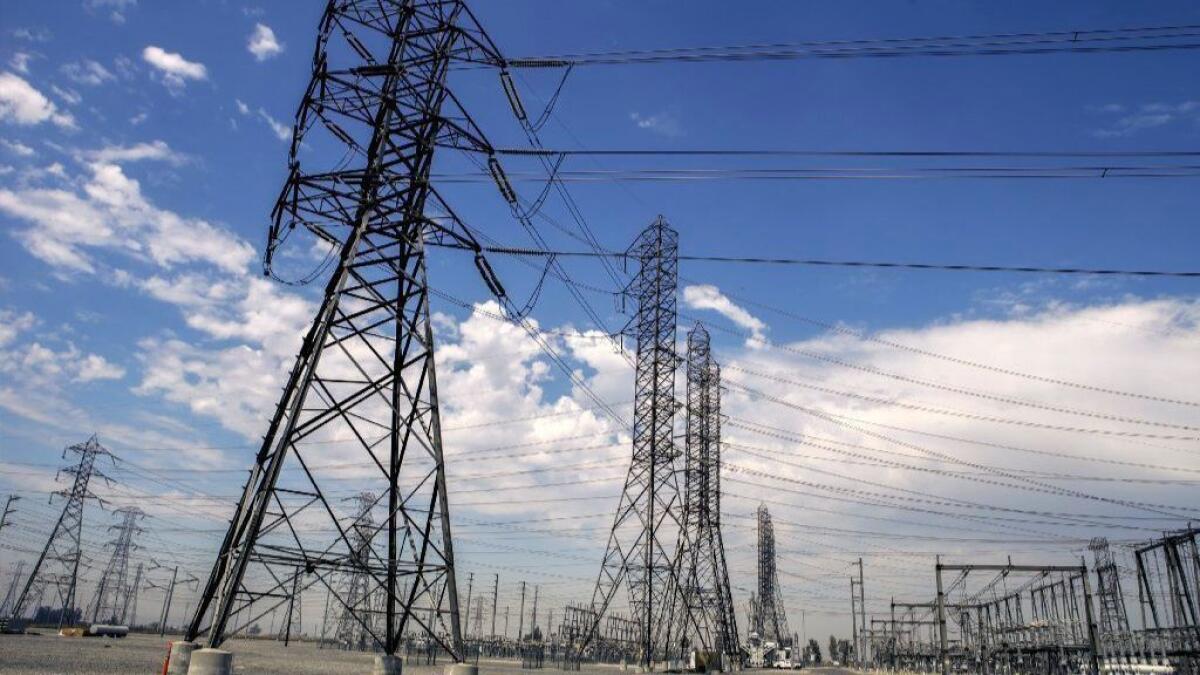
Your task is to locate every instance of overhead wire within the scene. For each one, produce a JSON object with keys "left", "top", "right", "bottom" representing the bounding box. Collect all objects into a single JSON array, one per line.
[{"left": 503, "top": 24, "right": 1200, "bottom": 67}]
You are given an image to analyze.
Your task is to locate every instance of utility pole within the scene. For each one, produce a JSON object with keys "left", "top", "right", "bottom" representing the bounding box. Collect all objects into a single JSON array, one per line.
[
  {"left": 159, "top": 566, "right": 178, "bottom": 637},
  {"left": 518, "top": 581, "right": 526, "bottom": 642},
  {"left": 855, "top": 558, "right": 866, "bottom": 665},
  {"left": 504, "top": 605, "right": 510, "bottom": 640},
  {"left": 935, "top": 556, "right": 948, "bottom": 675},
  {"left": 850, "top": 578, "right": 859, "bottom": 666},
  {"left": 491, "top": 574, "right": 499, "bottom": 639},
  {"left": 463, "top": 572, "right": 474, "bottom": 640},
  {"left": 531, "top": 585, "right": 539, "bottom": 638},
  {"left": 148, "top": 565, "right": 196, "bottom": 637},
  {"left": 11, "top": 435, "right": 113, "bottom": 627},
  {"left": 0, "top": 495, "right": 19, "bottom": 537}
]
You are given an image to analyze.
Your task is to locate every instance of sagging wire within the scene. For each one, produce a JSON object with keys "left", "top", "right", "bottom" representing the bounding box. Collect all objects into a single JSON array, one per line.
[
  {"left": 517, "top": 253, "right": 557, "bottom": 318},
  {"left": 530, "top": 65, "right": 573, "bottom": 133},
  {"left": 492, "top": 68, "right": 636, "bottom": 368}
]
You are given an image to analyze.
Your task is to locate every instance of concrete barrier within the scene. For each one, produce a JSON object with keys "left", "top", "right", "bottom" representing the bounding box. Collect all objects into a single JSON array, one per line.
[
  {"left": 373, "top": 655, "right": 402, "bottom": 675},
  {"left": 186, "top": 648, "right": 233, "bottom": 675},
  {"left": 166, "top": 641, "right": 197, "bottom": 675}
]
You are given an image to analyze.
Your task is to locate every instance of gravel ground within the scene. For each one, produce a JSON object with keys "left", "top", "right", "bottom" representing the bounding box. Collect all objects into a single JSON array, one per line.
[{"left": 0, "top": 632, "right": 635, "bottom": 675}]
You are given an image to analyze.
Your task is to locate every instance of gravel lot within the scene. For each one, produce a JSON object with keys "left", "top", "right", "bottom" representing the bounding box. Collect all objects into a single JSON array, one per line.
[{"left": 0, "top": 632, "right": 634, "bottom": 675}]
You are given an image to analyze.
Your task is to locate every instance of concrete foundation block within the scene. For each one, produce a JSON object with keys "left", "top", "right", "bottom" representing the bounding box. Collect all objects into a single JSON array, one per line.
[
  {"left": 166, "top": 641, "right": 197, "bottom": 675},
  {"left": 373, "top": 655, "right": 402, "bottom": 675},
  {"left": 186, "top": 648, "right": 233, "bottom": 675},
  {"left": 444, "top": 664, "right": 479, "bottom": 675}
]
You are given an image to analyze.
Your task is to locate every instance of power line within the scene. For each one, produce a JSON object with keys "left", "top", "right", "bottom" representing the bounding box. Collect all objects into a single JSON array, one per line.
[
  {"left": 677, "top": 298, "right": 1200, "bottom": 408},
  {"left": 434, "top": 164, "right": 1200, "bottom": 182},
  {"left": 503, "top": 24, "right": 1200, "bottom": 67},
  {"left": 725, "top": 365, "right": 1200, "bottom": 439},
  {"left": 496, "top": 148, "right": 1200, "bottom": 159},
  {"left": 432, "top": 244, "right": 1200, "bottom": 279}
]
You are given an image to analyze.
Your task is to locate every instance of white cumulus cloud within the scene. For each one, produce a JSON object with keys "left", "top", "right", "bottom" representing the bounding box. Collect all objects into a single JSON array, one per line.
[
  {"left": 0, "top": 160, "right": 253, "bottom": 275},
  {"left": 142, "top": 46, "right": 207, "bottom": 90},
  {"left": 0, "top": 72, "right": 76, "bottom": 128},
  {"left": 683, "top": 283, "right": 767, "bottom": 344},
  {"left": 247, "top": 23, "right": 283, "bottom": 61}
]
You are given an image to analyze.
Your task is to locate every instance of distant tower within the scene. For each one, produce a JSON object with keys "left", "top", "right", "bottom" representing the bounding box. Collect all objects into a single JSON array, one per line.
[
  {"left": 755, "top": 505, "right": 791, "bottom": 645},
  {"left": 123, "top": 562, "right": 144, "bottom": 627},
  {"left": 1, "top": 560, "right": 26, "bottom": 617},
  {"left": 1089, "top": 537, "right": 1130, "bottom": 635},
  {"left": 674, "top": 323, "right": 740, "bottom": 661},
  {"left": 335, "top": 493, "right": 378, "bottom": 651},
  {"left": 10, "top": 435, "right": 113, "bottom": 625},
  {"left": 581, "top": 217, "right": 690, "bottom": 667},
  {"left": 89, "top": 506, "right": 145, "bottom": 625}
]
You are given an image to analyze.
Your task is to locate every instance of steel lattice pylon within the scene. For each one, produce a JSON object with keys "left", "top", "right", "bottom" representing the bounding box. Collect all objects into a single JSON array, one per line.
[
  {"left": 10, "top": 435, "right": 113, "bottom": 626},
  {"left": 88, "top": 506, "right": 145, "bottom": 625},
  {"left": 1089, "top": 537, "right": 1130, "bottom": 636},
  {"left": 672, "top": 323, "right": 739, "bottom": 663},
  {"left": 334, "top": 492, "right": 380, "bottom": 651},
  {"left": 755, "top": 505, "right": 791, "bottom": 645},
  {"left": 186, "top": 0, "right": 519, "bottom": 657},
  {"left": 581, "top": 217, "right": 694, "bottom": 668},
  {"left": 123, "top": 562, "right": 144, "bottom": 627},
  {"left": 1, "top": 561, "right": 27, "bottom": 617}
]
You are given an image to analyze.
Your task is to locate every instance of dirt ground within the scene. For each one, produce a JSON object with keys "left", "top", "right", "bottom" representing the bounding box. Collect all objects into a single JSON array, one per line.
[
  {"left": 0, "top": 632, "right": 620, "bottom": 675},
  {"left": 0, "top": 633, "right": 873, "bottom": 675}
]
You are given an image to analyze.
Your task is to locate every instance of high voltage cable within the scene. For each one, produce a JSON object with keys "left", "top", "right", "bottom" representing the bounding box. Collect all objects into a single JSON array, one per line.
[
  {"left": 496, "top": 148, "right": 1200, "bottom": 159},
  {"left": 502, "top": 24, "right": 1200, "bottom": 67},
  {"left": 434, "top": 165, "right": 1200, "bottom": 182},
  {"left": 727, "top": 383, "right": 1193, "bottom": 518},
  {"left": 677, "top": 296, "right": 1200, "bottom": 407},
  {"left": 801, "top": 415, "right": 1200, "bottom": 475},
  {"left": 723, "top": 443, "right": 1182, "bottom": 526},
  {"left": 723, "top": 421, "right": 1199, "bottom": 493},
  {"left": 722, "top": 462, "right": 1158, "bottom": 533},
  {"left": 724, "top": 353, "right": 1192, "bottom": 431},
  {"left": 725, "top": 366, "right": 1200, "bottom": 439},
  {"left": 433, "top": 243, "right": 1200, "bottom": 279}
]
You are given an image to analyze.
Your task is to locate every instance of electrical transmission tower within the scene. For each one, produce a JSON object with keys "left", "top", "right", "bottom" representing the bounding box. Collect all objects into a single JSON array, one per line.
[
  {"left": 755, "top": 505, "right": 791, "bottom": 645},
  {"left": 581, "top": 217, "right": 693, "bottom": 668},
  {"left": 124, "top": 562, "right": 144, "bottom": 627},
  {"left": 89, "top": 506, "right": 145, "bottom": 625},
  {"left": 1, "top": 560, "right": 26, "bottom": 617},
  {"left": 1089, "top": 537, "right": 1130, "bottom": 636},
  {"left": 672, "top": 323, "right": 739, "bottom": 663},
  {"left": 334, "top": 493, "right": 378, "bottom": 651},
  {"left": 185, "top": 0, "right": 525, "bottom": 659},
  {"left": 10, "top": 435, "right": 113, "bottom": 626}
]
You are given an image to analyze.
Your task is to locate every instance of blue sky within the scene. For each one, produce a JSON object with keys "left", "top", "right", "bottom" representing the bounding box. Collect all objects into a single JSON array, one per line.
[{"left": 1, "top": 0, "right": 1198, "bottom": 643}]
